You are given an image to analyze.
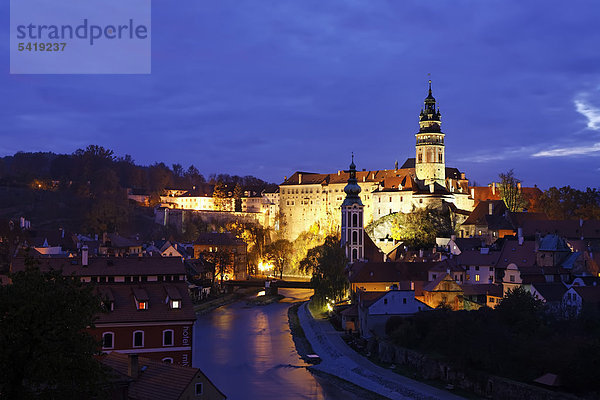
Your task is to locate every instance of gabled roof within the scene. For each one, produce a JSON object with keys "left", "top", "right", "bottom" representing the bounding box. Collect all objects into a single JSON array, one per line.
[
  {"left": 194, "top": 232, "right": 245, "bottom": 246},
  {"left": 11, "top": 256, "right": 186, "bottom": 277},
  {"left": 495, "top": 240, "right": 537, "bottom": 268},
  {"left": 573, "top": 286, "right": 600, "bottom": 304},
  {"left": 530, "top": 283, "right": 567, "bottom": 302},
  {"left": 106, "top": 233, "right": 142, "bottom": 248},
  {"left": 538, "top": 234, "right": 570, "bottom": 252},
  {"left": 423, "top": 273, "right": 463, "bottom": 292},
  {"left": 100, "top": 352, "right": 225, "bottom": 400},
  {"left": 456, "top": 249, "right": 500, "bottom": 266},
  {"left": 95, "top": 282, "right": 195, "bottom": 325},
  {"left": 462, "top": 200, "right": 508, "bottom": 226},
  {"left": 452, "top": 238, "right": 483, "bottom": 251},
  {"left": 349, "top": 261, "right": 430, "bottom": 283},
  {"left": 461, "top": 283, "right": 503, "bottom": 297}
]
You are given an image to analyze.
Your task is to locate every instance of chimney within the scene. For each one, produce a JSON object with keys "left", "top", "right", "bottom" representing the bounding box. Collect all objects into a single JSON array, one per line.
[
  {"left": 488, "top": 203, "right": 493, "bottom": 215},
  {"left": 128, "top": 354, "right": 139, "bottom": 379},
  {"left": 298, "top": 173, "right": 302, "bottom": 184},
  {"left": 82, "top": 245, "right": 89, "bottom": 266},
  {"left": 460, "top": 172, "right": 465, "bottom": 180},
  {"left": 518, "top": 228, "right": 524, "bottom": 246},
  {"left": 284, "top": 176, "right": 287, "bottom": 181},
  {"left": 492, "top": 182, "right": 496, "bottom": 195},
  {"left": 451, "top": 234, "right": 456, "bottom": 241},
  {"left": 395, "top": 160, "right": 398, "bottom": 170},
  {"left": 429, "top": 183, "right": 434, "bottom": 193},
  {"left": 338, "top": 170, "right": 341, "bottom": 176},
  {"left": 471, "top": 188, "right": 475, "bottom": 198}
]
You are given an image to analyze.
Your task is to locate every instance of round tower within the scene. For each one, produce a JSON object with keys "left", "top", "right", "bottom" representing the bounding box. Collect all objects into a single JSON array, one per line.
[{"left": 415, "top": 80, "right": 445, "bottom": 186}]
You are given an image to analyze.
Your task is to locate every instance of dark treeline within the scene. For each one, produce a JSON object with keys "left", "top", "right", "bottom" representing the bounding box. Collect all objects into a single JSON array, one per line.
[
  {"left": 0, "top": 145, "right": 276, "bottom": 234},
  {"left": 0, "top": 145, "right": 277, "bottom": 194}
]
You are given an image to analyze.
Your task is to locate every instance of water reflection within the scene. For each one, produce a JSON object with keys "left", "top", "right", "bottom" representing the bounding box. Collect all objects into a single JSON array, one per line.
[{"left": 194, "top": 289, "right": 365, "bottom": 400}]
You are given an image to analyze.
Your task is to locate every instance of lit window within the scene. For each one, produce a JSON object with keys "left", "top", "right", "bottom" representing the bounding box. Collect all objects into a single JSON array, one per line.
[
  {"left": 171, "top": 300, "right": 181, "bottom": 309},
  {"left": 102, "top": 332, "right": 114, "bottom": 349},
  {"left": 137, "top": 301, "right": 148, "bottom": 310},
  {"left": 163, "top": 330, "right": 174, "bottom": 346},
  {"left": 195, "top": 383, "right": 203, "bottom": 396},
  {"left": 133, "top": 331, "right": 144, "bottom": 348},
  {"left": 475, "top": 274, "right": 480, "bottom": 282}
]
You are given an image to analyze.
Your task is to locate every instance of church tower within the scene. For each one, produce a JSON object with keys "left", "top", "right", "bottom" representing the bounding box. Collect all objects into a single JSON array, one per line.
[
  {"left": 340, "top": 155, "right": 364, "bottom": 264},
  {"left": 415, "top": 80, "right": 445, "bottom": 186}
]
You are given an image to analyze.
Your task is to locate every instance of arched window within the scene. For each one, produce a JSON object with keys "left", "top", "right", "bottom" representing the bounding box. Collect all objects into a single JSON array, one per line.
[
  {"left": 162, "top": 357, "right": 173, "bottom": 364},
  {"left": 163, "top": 329, "right": 174, "bottom": 346},
  {"left": 133, "top": 331, "right": 144, "bottom": 348},
  {"left": 352, "top": 213, "right": 358, "bottom": 227},
  {"left": 352, "top": 248, "right": 358, "bottom": 261},
  {"left": 352, "top": 231, "right": 358, "bottom": 244},
  {"left": 102, "top": 332, "right": 114, "bottom": 349}
]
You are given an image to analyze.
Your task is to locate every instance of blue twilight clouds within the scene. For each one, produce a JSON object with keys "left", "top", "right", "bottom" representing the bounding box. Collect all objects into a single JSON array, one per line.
[{"left": 1, "top": 0, "right": 599, "bottom": 188}]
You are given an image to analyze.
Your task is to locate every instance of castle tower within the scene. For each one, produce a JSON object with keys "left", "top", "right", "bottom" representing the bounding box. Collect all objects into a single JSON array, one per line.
[
  {"left": 340, "top": 155, "right": 364, "bottom": 264},
  {"left": 415, "top": 80, "right": 445, "bottom": 186}
]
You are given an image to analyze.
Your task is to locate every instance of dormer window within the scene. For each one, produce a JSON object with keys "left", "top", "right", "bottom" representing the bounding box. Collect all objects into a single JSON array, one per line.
[
  {"left": 171, "top": 300, "right": 181, "bottom": 309},
  {"left": 137, "top": 301, "right": 148, "bottom": 310}
]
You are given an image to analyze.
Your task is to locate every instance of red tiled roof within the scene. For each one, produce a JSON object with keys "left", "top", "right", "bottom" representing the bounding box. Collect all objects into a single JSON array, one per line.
[
  {"left": 521, "top": 219, "right": 600, "bottom": 239},
  {"left": 100, "top": 352, "right": 226, "bottom": 400},
  {"left": 95, "top": 282, "right": 195, "bottom": 325},
  {"left": 456, "top": 250, "right": 500, "bottom": 266},
  {"left": 11, "top": 256, "right": 186, "bottom": 277},
  {"left": 462, "top": 200, "right": 507, "bottom": 226},
  {"left": 349, "top": 261, "right": 430, "bottom": 283},
  {"left": 495, "top": 240, "right": 537, "bottom": 268}
]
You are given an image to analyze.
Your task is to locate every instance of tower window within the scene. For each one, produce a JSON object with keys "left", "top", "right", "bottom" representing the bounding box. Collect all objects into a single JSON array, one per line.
[
  {"left": 438, "top": 153, "right": 443, "bottom": 163},
  {"left": 352, "top": 231, "right": 358, "bottom": 245},
  {"left": 352, "top": 214, "right": 358, "bottom": 227}
]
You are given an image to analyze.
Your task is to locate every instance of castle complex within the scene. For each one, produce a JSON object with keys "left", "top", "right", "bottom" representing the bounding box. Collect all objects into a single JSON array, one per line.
[{"left": 279, "top": 81, "right": 474, "bottom": 240}]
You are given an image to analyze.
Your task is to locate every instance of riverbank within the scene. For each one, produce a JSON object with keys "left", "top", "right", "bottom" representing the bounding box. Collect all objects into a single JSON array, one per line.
[
  {"left": 193, "top": 287, "right": 259, "bottom": 315},
  {"left": 288, "top": 303, "right": 391, "bottom": 400},
  {"left": 295, "top": 301, "right": 466, "bottom": 400}
]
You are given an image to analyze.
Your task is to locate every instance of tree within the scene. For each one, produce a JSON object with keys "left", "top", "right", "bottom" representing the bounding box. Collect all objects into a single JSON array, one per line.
[
  {"left": 0, "top": 264, "right": 107, "bottom": 399},
  {"left": 212, "top": 181, "right": 229, "bottom": 211},
  {"left": 299, "top": 236, "right": 348, "bottom": 306},
  {"left": 202, "top": 248, "right": 234, "bottom": 287},
  {"left": 498, "top": 169, "right": 527, "bottom": 212},
  {"left": 390, "top": 206, "right": 452, "bottom": 249},
  {"left": 495, "top": 286, "right": 544, "bottom": 333},
  {"left": 264, "top": 239, "right": 292, "bottom": 279},
  {"left": 233, "top": 184, "right": 244, "bottom": 212},
  {"left": 538, "top": 186, "right": 600, "bottom": 220}
]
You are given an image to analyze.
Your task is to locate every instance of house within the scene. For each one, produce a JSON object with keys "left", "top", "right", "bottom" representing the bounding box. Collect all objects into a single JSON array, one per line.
[
  {"left": 461, "top": 283, "right": 503, "bottom": 309},
  {"left": 427, "top": 260, "right": 465, "bottom": 284},
  {"left": 536, "top": 234, "right": 571, "bottom": 267},
  {"left": 469, "top": 183, "right": 543, "bottom": 212},
  {"left": 447, "top": 236, "right": 482, "bottom": 255},
  {"left": 146, "top": 240, "right": 187, "bottom": 258},
  {"left": 11, "top": 255, "right": 195, "bottom": 366},
  {"left": 100, "top": 233, "right": 143, "bottom": 257},
  {"left": 193, "top": 233, "right": 247, "bottom": 280},
  {"left": 521, "top": 219, "right": 600, "bottom": 241},
  {"left": 456, "top": 248, "right": 499, "bottom": 284},
  {"left": 528, "top": 282, "right": 567, "bottom": 315},
  {"left": 101, "top": 353, "right": 226, "bottom": 400},
  {"left": 357, "top": 289, "right": 429, "bottom": 338},
  {"left": 459, "top": 200, "right": 512, "bottom": 242},
  {"left": 422, "top": 273, "right": 464, "bottom": 310},
  {"left": 348, "top": 261, "right": 429, "bottom": 295},
  {"left": 562, "top": 285, "right": 600, "bottom": 318}
]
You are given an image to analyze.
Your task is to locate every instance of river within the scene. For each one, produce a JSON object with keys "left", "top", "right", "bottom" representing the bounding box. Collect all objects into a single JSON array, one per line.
[{"left": 193, "top": 288, "right": 367, "bottom": 400}]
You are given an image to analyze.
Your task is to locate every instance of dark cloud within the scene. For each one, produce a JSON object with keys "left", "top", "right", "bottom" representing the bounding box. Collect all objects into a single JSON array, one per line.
[{"left": 2, "top": 0, "right": 600, "bottom": 188}]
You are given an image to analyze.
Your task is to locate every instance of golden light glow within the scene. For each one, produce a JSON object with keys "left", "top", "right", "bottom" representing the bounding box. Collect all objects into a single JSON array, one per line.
[{"left": 257, "top": 260, "right": 274, "bottom": 273}]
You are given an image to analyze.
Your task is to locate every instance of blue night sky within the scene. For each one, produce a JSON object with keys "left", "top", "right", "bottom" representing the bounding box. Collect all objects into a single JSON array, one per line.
[{"left": 1, "top": 0, "right": 600, "bottom": 189}]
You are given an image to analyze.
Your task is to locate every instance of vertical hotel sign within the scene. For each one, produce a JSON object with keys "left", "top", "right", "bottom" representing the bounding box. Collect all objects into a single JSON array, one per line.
[{"left": 10, "top": 0, "right": 151, "bottom": 74}]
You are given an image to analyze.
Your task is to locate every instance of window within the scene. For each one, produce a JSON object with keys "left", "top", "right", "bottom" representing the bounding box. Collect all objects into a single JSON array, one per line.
[
  {"left": 402, "top": 298, "right": 407, "bottom": 304},
  {"left": 475, "top": 274, "right": 480, "bottom": 282},
  {"left": 133, "top": 331, "right": 144, "bottom": 348},
  {"left": 163, "top": 329, "right": 174, "bottom": 346},
  {"left": 384, "top": 298, "right": 388, "bottom": 305},
  {"left": 195, "top": 383, "right": 203, "bottom": 396},
  {"left": 102, "top": 332, "right": 114, "bottom": 349},
  {"left": 432, "top": 274, "right": 437, "bottom": 280},
  {"left": 137, "top": 301, "right": 148, "bottom": 310},
  {"left": 171, "top": 300, "right": 181, "bottom": 309},
  {"left": 475, "top": 266, "right": 479, "bottom": 271},
  {"left": 162, "top": 358, "right": 173, "bottom": 364},
  {"left": 510, "top": 275, "right": 515, "bottom": 283}
]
